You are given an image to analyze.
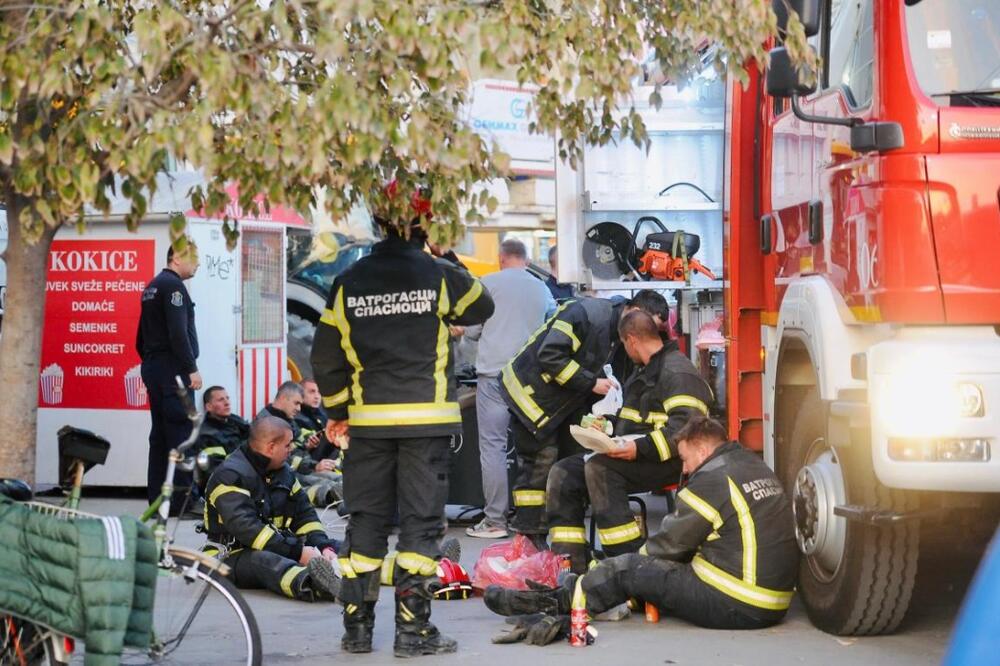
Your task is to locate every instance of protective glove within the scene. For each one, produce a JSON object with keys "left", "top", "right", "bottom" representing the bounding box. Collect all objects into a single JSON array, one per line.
[
  {"left": 492, "top": 614, "right": 546, "bottom": 644},
  {"left": 491, "top": 613, "right": 570, "bottom": 646}
]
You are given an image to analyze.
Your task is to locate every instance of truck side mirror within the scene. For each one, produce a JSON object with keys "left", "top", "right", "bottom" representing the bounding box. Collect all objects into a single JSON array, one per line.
[
  {"left": 850, "top": 121, "right": 905, "bottom": 153},
  {"left": 766, "top": 47, "right": 817, "bottom": 99},
  {"left": 773, "top": 0, "right": 821, "bottom": 37}
]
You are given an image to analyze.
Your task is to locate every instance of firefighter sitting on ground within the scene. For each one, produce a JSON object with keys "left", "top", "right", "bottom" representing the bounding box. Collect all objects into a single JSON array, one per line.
[
  {"left": 192, "top": 386, "right": 249, "bottom": 493},
  {"left": 547, "top": 309, "right": 715, "bottom": 573},
  {"left": 296, "top": 378, "right": 342, "bottom": 465},
  {"left": 203, "top": 415, "right": 342, "bottom": 602},
  {"left": 485, "top": 415, "right": 799, "bottom": 637},
  {"left": 259, "top": 381, "right": 342, "bottom": 507}
]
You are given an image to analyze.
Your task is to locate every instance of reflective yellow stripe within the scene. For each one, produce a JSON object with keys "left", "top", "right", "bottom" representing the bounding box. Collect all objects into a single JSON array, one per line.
[
  {"left": 646, "top": 411, "right": 668, "bottom": 426},
  {"left": 290, "top": 455, "right": 304, "bottom": 470},
  {"left": 540, "top": 372, "right": 552, "bottom": 383},
  {"left": 502, "top": 365, "right": 545, "bottom": 423},
  {"left": 662, "top": 395, "right": 709, "bottom": 415},
  {"left": 350, "top": 551, "right": 384, "bottom": 573},
  {"left": 295, "top": 521, "right": 325, "bottom": 535},
  {"left": 209, "top": 484, "right": 250, "bottom": 506},
  {"left": 650, "top": 430, "right": 671, "bottom": 461},
  {"left": 381, "top": 552, "right": 397, "bottom": 586},
  {"left": 396, "top": 551, "right": 438, "bottom": 576},
  {"left": 677, "top": 488, "right": 723, "bottom": 530},
  {"left": 554, "top": 360, "right": 580, "bottom": 385},
  {"left": 551, "top": 320, "right": 581, "bottom": 351},
  {"left": 320, "top": 307, "right": 337, "bottom": 326},
  {"left": 292, "top": 480, "right": 303, "bottom": 494},
  {"left": 434, "top": 278, "right": 451, "bottom": 403},
  {"left": 452, "top": 279, "right": 483, "bottom": 317},
  {"left": 728, "top": 477, "right": 758, "bottom": 585},
  {"left": 598, "top": 521, "right": 643, "bottom": 546},
  {"left": 323, "top": 387, "right": 349, "bottom": 408},
  {"left": 251, "top": 525, "right": 275, "bottom": 550},
  {"left": 339, "top": 558, "right": 357, "bottom": 578},
  {"left": 619, "top": 407, "right": 643, "bottom": 423},
  {"left": 331, "top": 288, "right": 364, "bottom": 404},
  {"left": 306, "top": 485, "right": 320, "bottom": 503},
  {"left": 348, "top": 402, "right": 461, "bottom": 426},
  {"left": 280, "top": 565, "right": 306, "bottom": 597},
  {"left": 201, "top": 446, "right": 227, "bottom": 457},
  {"left": 691, "top": 556, "right": 792, "bottom": 611},
  {"left": 399, "top": 602, "right": 416, "bottom": 621},
  {"left": 513, "top": 489, "right": 545, "bottom": 506},
  {"left": 202, "top": 546, "right": 220, "bottom": 557},
  {"left": 346, "top": 603, "right": 358, "bottom": 614},
  {"left": 550, "top": 526, "right": 586, "bottom": 544}
]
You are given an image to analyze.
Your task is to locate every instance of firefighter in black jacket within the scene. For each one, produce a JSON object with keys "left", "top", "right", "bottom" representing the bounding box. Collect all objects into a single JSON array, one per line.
[
  {"left": 136, "top": 242, "right": 202, "bottom": 504},
  {"left": 547, "top": 310, "right": 714, "bottom": 572},
  {"left": 485, "top": 416, "right": 799, "bottom": 632},
  {"left": 500, "top": 295, "right": 632, "bottom": 540},
  {"left": 203, "top": 416, "right": 342, "bottom": 602},
  {"left": 310, "top": 206, "right": 494, "bottom": 657},
  {"left": 193, "top": 386, "right": 249, "bottom": 493}
]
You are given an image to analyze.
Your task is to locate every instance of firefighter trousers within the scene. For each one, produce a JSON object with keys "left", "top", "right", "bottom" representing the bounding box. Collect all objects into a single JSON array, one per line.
[
  {"left": 547, "top": 453, "right": 682, "bottom": 572},
  {"left": 582, "top": 553, "right": 786, "bottom": 629},
  {"left": 224, "top": 549, "right": 313, "bottom": 601},
  {"left": 339, "top": 436, "right": 450, "bottom": 601},
  {"left": 508, "top": 415, "right": 586, "bottom": 535}
]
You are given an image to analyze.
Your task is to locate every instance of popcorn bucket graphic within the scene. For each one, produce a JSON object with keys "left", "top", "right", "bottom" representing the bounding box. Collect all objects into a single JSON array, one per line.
[
  {"left": 124, "top": 365, "right": 148, "bottom": 407},
  {"left": 40, "top": 364, "right": 65, "bottom": 405}
]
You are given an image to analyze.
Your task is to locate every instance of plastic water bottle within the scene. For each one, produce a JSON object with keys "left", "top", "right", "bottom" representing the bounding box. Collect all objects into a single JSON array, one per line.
[{"left": 569, "top": 577, "right": 589, "bottom": 647}]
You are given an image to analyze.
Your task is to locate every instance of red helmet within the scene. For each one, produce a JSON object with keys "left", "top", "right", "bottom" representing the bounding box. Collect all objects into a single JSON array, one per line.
[
  {"left": 384, "top": 180, "right": 433, "bottom": 220},
  {"left": 434, "top": 558, "right": 473, "bottom": 600}
]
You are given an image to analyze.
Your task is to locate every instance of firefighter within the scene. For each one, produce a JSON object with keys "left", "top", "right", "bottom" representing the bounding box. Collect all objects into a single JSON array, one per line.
[
  {"left": 297, "top": 378, "right": 338, "bottom": 463},
  {"left": 136, "top": 241, "right": 201, "bottom": 506},
  {"left": 501, "top": 291, "right": 668, "bottom": 543},
  {"left": 547, "top": 310, "right": 714, "bottom": 572},
  {"left": 310, "top": 190, "right": 494, "bottom": 658},
  {"left": 259, "top": 382, "right": 341, "bottom": 507},
  {"left": 203, "top": 415, "right": 342, "bottom": 602},
  {"left": 485, "top": 416, "right": 799, "bottom": 632},
  {"left": 193, "top": 386, "right": 249, "bottom": 493}
]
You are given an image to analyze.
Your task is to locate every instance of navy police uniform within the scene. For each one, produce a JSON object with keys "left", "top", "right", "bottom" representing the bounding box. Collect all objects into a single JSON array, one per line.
[{"left": 136, "top": 268, "right": 198, "bottom": 504}]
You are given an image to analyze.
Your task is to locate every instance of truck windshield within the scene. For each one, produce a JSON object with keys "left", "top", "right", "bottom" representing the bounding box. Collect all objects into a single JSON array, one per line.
[{"left": 905, "top": 0, "right": 1000, "bottom": 107}]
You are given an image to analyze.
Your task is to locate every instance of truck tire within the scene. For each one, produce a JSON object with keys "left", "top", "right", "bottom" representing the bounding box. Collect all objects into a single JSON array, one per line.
[
  {"left": 287, "top": 312, "right": 316, "bottom": 381},
  {"left": 782, "top": 388, "right": 918, "bottom": 635}
]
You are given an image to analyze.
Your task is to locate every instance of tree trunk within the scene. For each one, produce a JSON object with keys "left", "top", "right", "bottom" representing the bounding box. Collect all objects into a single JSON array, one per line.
[{"left": 0, "top": 200, "right": 58, "bottom": 484}]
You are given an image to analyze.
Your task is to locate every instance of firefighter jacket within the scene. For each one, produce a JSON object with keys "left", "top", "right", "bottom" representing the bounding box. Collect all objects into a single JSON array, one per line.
[
  {"left": 204, "top": 446, "right": 337, "bottom": 562},
  {"left": 310, "top": 234, "right": 494, "bottom": 438},
  {"left": 501, "top": 297, "right": 625, "bottom": 439},
  {"left": 645, "top": 441, "right": 798, "bottom": 613},
  {"left": 136, "top": 268, "right": 199, "bottom": 374},
  {"left": 196, "top": 414, "right": 249, "bottom": 459},
  {"left": 614, "top": 341, "right": 715, "bottom": 464},
  {"left": 295, "top": 404, "right": 336, "bottom": 461},
  {"left": 257, "top": 404, "right": 318, "bottom": 475}
]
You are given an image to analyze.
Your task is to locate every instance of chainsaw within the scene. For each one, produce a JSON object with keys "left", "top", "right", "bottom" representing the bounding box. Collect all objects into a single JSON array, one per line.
[{"left": 582, "top": 215, "right": 717, "bottom": 283}]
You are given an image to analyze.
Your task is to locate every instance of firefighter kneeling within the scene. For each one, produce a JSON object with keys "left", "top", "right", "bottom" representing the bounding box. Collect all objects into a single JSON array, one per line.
[
  {"left": 203, "top": 415, "right": 342, "bottom": 602},
  {"left": 485, "top": 416, "right": 798, "bottom": 637}
]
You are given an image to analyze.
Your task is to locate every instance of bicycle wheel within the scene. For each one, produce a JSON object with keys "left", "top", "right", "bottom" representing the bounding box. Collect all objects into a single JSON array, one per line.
[
  {"left": 122, "top": 549, "right": 261, "bottom": 665},
  {"left": 0, "top": 615, "right": 67, "bottom": 666}
]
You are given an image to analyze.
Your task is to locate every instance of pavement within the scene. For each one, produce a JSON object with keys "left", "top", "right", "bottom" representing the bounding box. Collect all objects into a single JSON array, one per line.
[{"left": 65, "top": 493, "right": 978, "bottom": 666}]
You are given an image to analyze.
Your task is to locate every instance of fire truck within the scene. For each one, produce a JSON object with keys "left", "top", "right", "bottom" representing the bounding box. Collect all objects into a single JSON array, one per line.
[{"left": 558, "top": 0, "right": 1000, "bottom": 635}]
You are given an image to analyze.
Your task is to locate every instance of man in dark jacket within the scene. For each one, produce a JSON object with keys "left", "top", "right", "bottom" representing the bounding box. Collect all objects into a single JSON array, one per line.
[
  {"left": 193, "top": 386, "right": 249, "bottom": 492},
  {"left": 136, "top": 241, "right": 201, "bottom": 504},
  {"left": 547, "top": 310, "right": 714, "bottom": 572},
  {"left": 203, "top": 415, "right": 342, "bottom": 602},
  {"left": 311, "top": 202, "right": 494, "bottom": 657},
  {"left": 297, "top": 378, "right": 337, "bottom": 463},
  {"left": 486, "top": 415, "right": 799, "bottom": 632}
]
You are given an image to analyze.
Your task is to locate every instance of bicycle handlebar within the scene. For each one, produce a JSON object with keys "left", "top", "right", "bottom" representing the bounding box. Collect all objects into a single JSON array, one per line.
[{"left": 173, "top": 376, "right": 204, "bottom": 455}]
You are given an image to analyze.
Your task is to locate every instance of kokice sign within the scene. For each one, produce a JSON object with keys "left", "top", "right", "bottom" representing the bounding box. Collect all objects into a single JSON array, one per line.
[{"left": 39, "top": 239, "right": 155, "bottom": 410}]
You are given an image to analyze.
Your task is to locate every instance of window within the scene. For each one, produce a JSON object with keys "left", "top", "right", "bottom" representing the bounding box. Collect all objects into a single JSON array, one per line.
[
  {"left": 827, "top": 0, "right": 874, "bottom": 108},
  {"left": 241, "top": 227, "right": 285, "bottom": 344}
]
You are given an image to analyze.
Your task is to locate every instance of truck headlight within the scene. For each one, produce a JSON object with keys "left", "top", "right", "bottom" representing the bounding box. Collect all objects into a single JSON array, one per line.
[{"left": 878, "top": 376, "right": 985, "bottom": 436}]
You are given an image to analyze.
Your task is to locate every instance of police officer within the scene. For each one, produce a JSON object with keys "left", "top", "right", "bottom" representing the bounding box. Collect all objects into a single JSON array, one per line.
[
  {"left": 193, "top": 386, "right": 249, "bottom": 493},
  {"left": 502, "top": 292, "right": 675, "bottom": 543},
  {"left": 547, "top": 310, "right": 714, "bottom": 572},
  {"left": 311, "top": 190, "right": 494, "bottom": 658},
  {"left": 203, "top": 415, "right": 342, "bottom": 602},
  {"left": 485, "top": 416, "right": 799, "bottom": 632},
  {"left": 136, "top": 241, "right": 201, "bottom": 505}
]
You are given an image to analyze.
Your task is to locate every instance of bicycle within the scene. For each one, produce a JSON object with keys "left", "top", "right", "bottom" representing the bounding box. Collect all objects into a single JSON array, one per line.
[{"left": 0, "top": 379, "right": 262, "bottom": 666}]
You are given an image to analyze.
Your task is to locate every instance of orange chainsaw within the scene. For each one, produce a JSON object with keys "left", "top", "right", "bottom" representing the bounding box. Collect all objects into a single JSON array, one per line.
[{"left": 583, "top": 215, "right": 717, "bottom": 283}]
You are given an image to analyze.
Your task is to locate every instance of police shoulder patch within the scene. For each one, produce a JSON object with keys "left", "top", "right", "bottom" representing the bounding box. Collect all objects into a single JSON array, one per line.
[{"left": 171, "top": 291, "right": 184, "bottom": 307}]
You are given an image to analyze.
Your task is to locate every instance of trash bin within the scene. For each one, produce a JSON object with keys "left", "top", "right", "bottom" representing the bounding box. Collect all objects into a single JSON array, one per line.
[{"left": 448, "top": 384, "right": 486, "bottom": 507}]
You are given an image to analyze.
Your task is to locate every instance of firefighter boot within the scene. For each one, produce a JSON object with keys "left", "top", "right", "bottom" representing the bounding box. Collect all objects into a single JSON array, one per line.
[
  {"left": 393, "top": 589, "right": 457, "bottom": 658},
  {"left": 341, "top": 572, "right": 379, "bottom": 653},
  {"left": 483, "top": 574, "right": 575, "bottom": 617}
]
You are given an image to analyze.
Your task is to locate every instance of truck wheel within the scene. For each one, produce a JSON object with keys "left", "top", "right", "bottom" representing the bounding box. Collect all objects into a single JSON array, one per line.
[
  {"left": 783, "top": 388, "right": 918, "bottom": 635},
  {"left": 287, "top": 312, "right": 316, "bottom": 381}
]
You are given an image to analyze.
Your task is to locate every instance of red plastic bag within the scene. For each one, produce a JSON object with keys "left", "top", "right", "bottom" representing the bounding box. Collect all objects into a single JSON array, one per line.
[{"left": 472, "top": 534, "right": 564, "bottom": 590}]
